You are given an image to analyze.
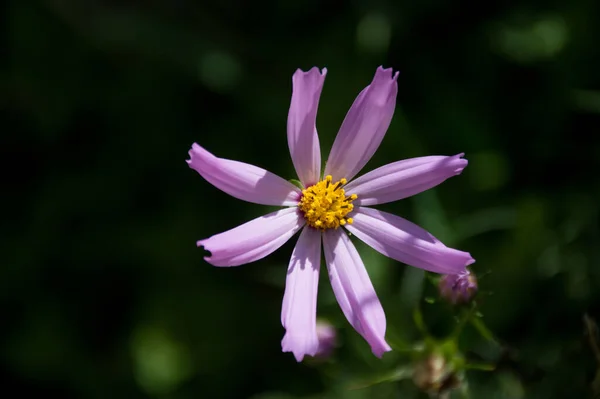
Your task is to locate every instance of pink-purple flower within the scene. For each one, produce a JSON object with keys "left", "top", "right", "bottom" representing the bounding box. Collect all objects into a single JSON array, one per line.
[{"left": 187, "top": 66, "right": 474, "bottom": 362}]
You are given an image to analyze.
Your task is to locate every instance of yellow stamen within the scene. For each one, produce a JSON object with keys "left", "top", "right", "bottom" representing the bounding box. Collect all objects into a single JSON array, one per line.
[{"left": 298, "top": 175, "right": 357, "bottom": 230}]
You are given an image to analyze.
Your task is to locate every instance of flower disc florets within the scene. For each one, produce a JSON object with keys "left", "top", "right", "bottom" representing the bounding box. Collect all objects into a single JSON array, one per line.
[{"left": 298, "top": 175, "right": 357, "bottom": 230}]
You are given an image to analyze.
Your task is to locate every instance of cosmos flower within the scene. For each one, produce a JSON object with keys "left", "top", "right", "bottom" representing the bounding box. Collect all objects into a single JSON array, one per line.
[
  {"left": 187, "top": 66, "right": 474, "bottom": 361},
  {"left": 439, "top": 270, "right": 478, "bottom": 305}
]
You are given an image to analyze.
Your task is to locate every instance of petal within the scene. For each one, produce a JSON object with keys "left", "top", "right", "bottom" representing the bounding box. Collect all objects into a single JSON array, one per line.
[
  {"left": 324, "top": 66, "right": 399, "bottom": 182},
  {"left": 281, "top": 227, "right": 321, "bottom": 362},
  {"left": 322, "top": 228, "right": 390, "bottom": 357},
  {"left": 345, "top": 207, "right": 475, "bottom": 274},
  {"left": 187, "top": 143, "right": 301, "bottom": 206},
  {"left": 198, "top": 208, "right": 304, "bottom": 267},
  {"left": 287, "top": 68, "right": 327, "bottom": 187},
  {"left": 345, "top": 154, "right": 468, "bottom": 206}
]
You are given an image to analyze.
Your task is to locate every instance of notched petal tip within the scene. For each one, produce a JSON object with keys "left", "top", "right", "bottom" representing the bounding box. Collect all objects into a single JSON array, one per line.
[
  {"left": 372, "top": 341, "right": 392, "bottom": 358},
  {"left": 187, "top": 143, "right": 213, "bottom": 168},
  {"left": 203, "top": 256, "right": 215, "bottom": 265},
  {"left": 376, "top": 66, "right": 400, "bottom": 81},
  {"left": 323, "top": 230, "right": 390, "bottom": 359},
  {"left": 189, "top": 142, "right": 202, "bottom": 154},
  {"left": 450, "top": 251, "right": 476, "bottom": 274},
  {"left": 452, "top": 153, "right": 469, "bottom": 175},
  {"left": 347, "top": 208, "right": 474, "bottom": 274},
  {"left": 196, "top": 240, "right": 217, "bottom": 265},
  {"left": 281, "top": 227, "right": 321, "bottom": 362},
  {"left": 282, "top": 333, "right": 319, "bottom": 362},
  {"left": 294, "top": 66, "right": 328, "bottom": 77},
  {"left": 324, "top": 66, "right": 399, "bottom": 181},
  {"left": 186, "top": 142, "right": 200, "bottom": 164},
  {"left": 195, "top": 208, "right": 303, "bottom": 267},
  {"left": 465, "top": 255, "right": 476, "bottom": 266},
  {"left": 288, "top": 67, "right": 326, "bottom": 186}
]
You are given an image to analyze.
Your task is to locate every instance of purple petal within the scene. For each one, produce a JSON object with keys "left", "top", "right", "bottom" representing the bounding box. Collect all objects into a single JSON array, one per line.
[
  {"left": 281, "top": 227, "right": 321, "bottom": 362},
  {"left": 324, "top": 66, "right": 399, "bottom": 182},
  {"left": 345, "top": 207, "right": 474, "bottom": 274},
  {"left": 198, "top": 208, "right": 304, "bottom": 267},
  {"left": 322, "top": 228, "right": 390, "bottom": 357},
  {"left": 187, "top": 143, "right": 301, "bottom": 206},
  {"left": 287, "top": 68, "right": 327, "bottom": 187},
  {"left": 345, "top": 154, "right": 468, "bottom": 206}
]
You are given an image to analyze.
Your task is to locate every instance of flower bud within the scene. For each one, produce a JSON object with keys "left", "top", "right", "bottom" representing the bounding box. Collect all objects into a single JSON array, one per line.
[
  {"left": 314, "top": 320, "right": 337, "bottom": 358},
  {"left": 439, "top": 271, "right": 478, "bottom": 305},
  {"left": 412, "top": 353, "right": 449, "bottom": 391},
  {"left": 412, "top": 352, "right": 461, "bottom": 394}
]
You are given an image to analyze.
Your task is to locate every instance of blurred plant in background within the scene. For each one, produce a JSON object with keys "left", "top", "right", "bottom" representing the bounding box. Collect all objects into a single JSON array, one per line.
[
  {"left": 1, "top": 0, "right": 600, "bottom": 398},
  {"left": 347, "top": 268, "right": 495, "bottom": 398}
]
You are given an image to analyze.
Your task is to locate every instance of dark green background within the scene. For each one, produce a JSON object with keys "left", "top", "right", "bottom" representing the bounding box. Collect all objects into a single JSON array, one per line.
[{"left": 2, "top": 1, "right": 600, "bottom": 398}]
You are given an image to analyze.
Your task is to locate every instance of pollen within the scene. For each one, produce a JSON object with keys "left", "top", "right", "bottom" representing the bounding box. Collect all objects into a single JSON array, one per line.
[{"left": 298, "top": 175, "right": 357, "bottom": 230}]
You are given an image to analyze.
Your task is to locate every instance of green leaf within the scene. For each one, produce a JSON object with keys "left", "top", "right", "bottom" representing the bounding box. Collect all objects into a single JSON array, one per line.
[
  {"left": 464, "top": 362, "right": 496, "bottom": 371},
  {"left": 470, "top": 317, "right": 498, "bottom": 344},
  {"left": 387, "top": 337, "right": 425, "bottom": 354},
  {"left": 288, "top": 179, "right": 304, "bottom": 190},
  {"left": 348, "top": 366, "right": 413, "bottom": 390}
]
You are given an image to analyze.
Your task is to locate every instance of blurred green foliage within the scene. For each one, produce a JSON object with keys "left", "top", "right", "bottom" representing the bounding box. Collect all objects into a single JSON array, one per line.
[{"left": 1, "top": 0, "right": 600, "bottom": 398}]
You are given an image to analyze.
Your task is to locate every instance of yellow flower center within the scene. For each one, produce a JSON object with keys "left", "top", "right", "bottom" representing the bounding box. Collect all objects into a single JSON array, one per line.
[{"left": 298, "top": 175, "right": 357, "bottom": 230}]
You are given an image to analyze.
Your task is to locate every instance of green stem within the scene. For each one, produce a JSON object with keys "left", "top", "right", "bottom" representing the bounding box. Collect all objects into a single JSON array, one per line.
[
  {"left": 464, "top": 362, "right": 496, "bottom": 371},
  {"left": 470, "top": 316, "right": 499, "bottom": 345},
  {"left": 413, "top": 306, "right": 429, "bottom": 337},
  {"left": 452, "top": 303, "right": 477, "bottom": 339}
]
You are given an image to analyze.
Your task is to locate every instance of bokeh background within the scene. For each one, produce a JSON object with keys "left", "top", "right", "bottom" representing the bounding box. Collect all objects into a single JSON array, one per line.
[{"left": 2, "top": 0, "right": 600, "bottom": 398}]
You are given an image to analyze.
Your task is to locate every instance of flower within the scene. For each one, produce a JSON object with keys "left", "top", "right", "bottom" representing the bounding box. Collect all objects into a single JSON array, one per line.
[
  {"left": 439, "top": 271, "right": 478, "bottom": 305},
  {"left": 314, "top": 320, "right": 337, "bottom": 359},
  {"left": 187, "top": 66, "right": 474, "bottom": 362}
]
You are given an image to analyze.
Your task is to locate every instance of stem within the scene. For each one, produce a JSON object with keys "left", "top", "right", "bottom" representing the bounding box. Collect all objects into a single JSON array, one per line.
[
  {"left": 452, "top": 303, "right": 477, "bottom": 339},
  {"left": 413, "top": 306, "right": 429, "bottom": 336}
]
